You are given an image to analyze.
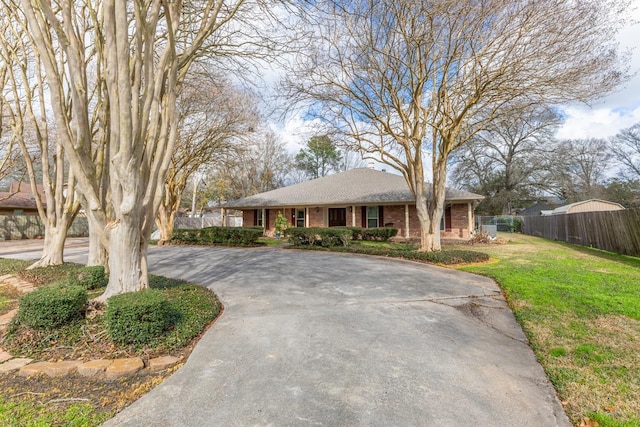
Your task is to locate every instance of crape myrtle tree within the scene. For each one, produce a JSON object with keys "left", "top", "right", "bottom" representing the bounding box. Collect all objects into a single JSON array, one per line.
[
  {"left": 0, "top": 13, "right": 81, "bottom": 268},
  {"left": 156, "top": 68, "right": 259, "bottom": 243},
  {"left": 9, "top": 0, "right": 288, "bottom": 300},
  {"left": 286, "top": 0, "right": 630, "bottom": 251},
  {"left": 451, "top": 104, "right": 561, "bottom": 215},
  {"left": 0, "top": 67, "right": 27, "bottom": 191}
]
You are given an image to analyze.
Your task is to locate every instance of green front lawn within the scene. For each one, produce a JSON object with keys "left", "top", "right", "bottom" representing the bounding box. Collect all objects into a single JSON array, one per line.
[{"left": 458, "top": 234, "right": 640, "bottom": 426}]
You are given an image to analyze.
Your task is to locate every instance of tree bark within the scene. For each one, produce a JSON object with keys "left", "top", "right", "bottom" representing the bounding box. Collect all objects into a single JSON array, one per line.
[
  {"left": 156, "top": 206, "right": 176, "bottom": 243},
  {"left": 97, "top": 213, "right": 147, "bottom": 301},
  {"left": 87, "top": 218, "right": 108, "bottom": 267},
  {"left": 27, "top": 224, "right": 67, "bottom": 269}
]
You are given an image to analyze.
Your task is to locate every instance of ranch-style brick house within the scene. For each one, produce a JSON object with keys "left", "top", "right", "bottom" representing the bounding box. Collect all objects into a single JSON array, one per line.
[{"left": 223, "top": 168, "right": 484, "bottom": 239}]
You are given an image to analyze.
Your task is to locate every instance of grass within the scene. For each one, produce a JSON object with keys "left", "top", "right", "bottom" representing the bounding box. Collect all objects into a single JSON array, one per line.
[
  {"left": 257, "top": 236, "right": 289, "bottom": 246},
  {"left": 0, "top": 259, "right": 221, "bottom": 426},
  {"left": 457, "top": 234, "right": 640, "bottom": 426},
  {"left": 0, "top": 399, "right": 110, "bottom": 427}
]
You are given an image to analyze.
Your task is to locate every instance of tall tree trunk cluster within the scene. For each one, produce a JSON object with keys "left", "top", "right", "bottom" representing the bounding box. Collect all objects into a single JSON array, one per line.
[{"left": 0, "top": 0, "right": 258, "bottom": 299}]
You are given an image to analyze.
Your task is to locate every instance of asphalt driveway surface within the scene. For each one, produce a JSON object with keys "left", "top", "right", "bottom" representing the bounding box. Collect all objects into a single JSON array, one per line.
[{"left": 1, "top": 241, "right": 569, "bottom": 426}]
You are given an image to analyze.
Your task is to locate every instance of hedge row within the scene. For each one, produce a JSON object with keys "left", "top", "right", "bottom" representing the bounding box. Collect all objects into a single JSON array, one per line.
[
  {"left": 286, "top": 227, "right": 399, "bottom": 247},
  {"left": 300, "top": 245, "right": 490, "bottom": 265},
  {"left": 171, "top": 226, "right": 263, "bottom": 246}
]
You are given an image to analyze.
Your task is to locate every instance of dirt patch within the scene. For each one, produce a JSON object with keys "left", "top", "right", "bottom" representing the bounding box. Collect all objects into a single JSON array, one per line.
[{"left": 0, "top": 366, "right": 178, "bottom": 420}]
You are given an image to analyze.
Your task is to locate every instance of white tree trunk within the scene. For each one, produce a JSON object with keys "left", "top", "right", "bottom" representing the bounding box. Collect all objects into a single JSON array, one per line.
[
  {"left": 87, "top": 218, "right": 108, "bottom": 267},
  {"left": 97, "top": 214, "right": 148, "bottom": 301},
  {"left": 27, "top": 224, "right": 67, "bottom": 269}
]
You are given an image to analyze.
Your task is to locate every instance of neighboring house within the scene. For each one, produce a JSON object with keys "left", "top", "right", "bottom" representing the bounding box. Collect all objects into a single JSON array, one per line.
[
  {"left": 223, "top": 168, "right": 484, "bottom": 239},
  {"left": 519, "top": 201, "right": 560, "bottom": 216},
  {"left": 0, "top": 182, "right": 45, "bottom": 216},
  {"left": 545, "top": 199, "right": 625, "bottom": 216}
]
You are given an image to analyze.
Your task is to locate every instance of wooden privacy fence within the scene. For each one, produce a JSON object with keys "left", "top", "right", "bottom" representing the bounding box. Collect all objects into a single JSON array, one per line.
[
  {"left": 0, "top": 215, "right": 89, "bottom": 240},
  {"left": 522, "top": 208, "right": 640, "bottom": 257}
]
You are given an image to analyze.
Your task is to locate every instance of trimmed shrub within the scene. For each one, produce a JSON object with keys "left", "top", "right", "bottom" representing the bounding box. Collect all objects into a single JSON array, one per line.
[
  {"left": 286, "top": 227, "right": 353, "bottom": 247},
  {"left": 171, "top": 226, "right": 263, "bottom": 246},
  {"left": 361, "top": 227, "right": 398, "bottom": 241},
  {"left": 317, "top": 228, "right": 353, "bottom": 247},
  {"left": 68, "top": 265, "right": 108, "bottom": 290},
  {"left": 335, "top": 226, "right": 364, "bottom": 240},
  {"left": 17, "top": 284, "right": 88, "bottom": 329},
  {"left": 106, "top": 289, "right": 170, "bottom": 346},
  {"left": 286, "top": 227, "right": 321, "bottom": 246}
]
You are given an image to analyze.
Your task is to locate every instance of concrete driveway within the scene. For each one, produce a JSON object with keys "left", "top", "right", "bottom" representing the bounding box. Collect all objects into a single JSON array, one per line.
[{"left": 1, "top": 241, "right": 569, "bottom": 426}]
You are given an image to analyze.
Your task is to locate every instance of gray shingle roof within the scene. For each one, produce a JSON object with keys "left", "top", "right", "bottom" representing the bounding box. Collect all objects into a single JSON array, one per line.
[{"left": 223, "top": 168, "right": 483, "bottom": 209}]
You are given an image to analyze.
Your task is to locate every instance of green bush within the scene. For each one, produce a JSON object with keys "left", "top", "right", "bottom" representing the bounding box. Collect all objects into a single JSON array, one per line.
[
  {"left": 285, "top": 227, "right": 319, "bottom": 246},
  {"left": 171, "top": 226, "right": 263, "bottom": 246},
  {"left": 286, "top": 227, "right": 353, "bottom": 247},
  {"left": 17, "top": 284, "right": 88, "bottom": 329},
  {"left": 68, "top": 265, "right": 108, "bottom": 290},
  {"left": 317, "top": 228, "right": 353, "bottom": 247},
  {"left": 106, "top": 289, "right": 170, "bottom": 346},
  {"left": 298, "top": 244, "right": 489, "bottom": 265},
  {"left": 397, "top": 249, "right": 490, "bottom": 265},
  {"left": 335, "top": 226, "right": 364, "bottom": 240},
  {"left": 361, "top": 227, "right": 398, "bottom": 241}
]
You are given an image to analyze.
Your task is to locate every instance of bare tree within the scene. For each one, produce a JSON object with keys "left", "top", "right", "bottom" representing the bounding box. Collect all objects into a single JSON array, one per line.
[
  {"left": 206, "top": 128, "right": 292, "bottom": 202},
  {"left": 611, "top": 123, "right": 640, "bottom": 180},
  {"left": 451, "top": 104, "right": 561, "bottom": 214},
  {"left": 545, "top": 138, "right": 612, "bottom": 202},
  {"left": 156, "top": 69, "right": 258, "bottom": 242},
  {"left": 0, "top": 9, "right": 81, "bottom": 268},
  {"left": 7, "top": 0, "right": 286, "bottom": 299},
  {"left": 286, "top": 0, "right": 630, "bottom": 250}
]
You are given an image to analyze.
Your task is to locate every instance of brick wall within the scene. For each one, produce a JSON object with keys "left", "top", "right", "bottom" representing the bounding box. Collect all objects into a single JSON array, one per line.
[
  {"left": 441, "top": 203, "right": 470, "bottom": 239},
  {"left": 240, "top": 203, "right": 473, "bottom": 239},
  {"left": 242, "top": 210, "right": 255, "bottom": 227},
  {"left": 308, "top": 208, "right": 324, "bottom": 227}
]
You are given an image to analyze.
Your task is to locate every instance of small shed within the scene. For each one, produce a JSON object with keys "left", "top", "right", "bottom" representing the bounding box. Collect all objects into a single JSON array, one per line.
[{"left": 550, "top": 199, "right": 625, "bottom": 215}]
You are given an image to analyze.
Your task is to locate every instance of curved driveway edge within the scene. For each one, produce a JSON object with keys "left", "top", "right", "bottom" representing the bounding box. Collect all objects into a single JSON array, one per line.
[{"left": 0, "top": 241, "right": 570, "bottom": 426}]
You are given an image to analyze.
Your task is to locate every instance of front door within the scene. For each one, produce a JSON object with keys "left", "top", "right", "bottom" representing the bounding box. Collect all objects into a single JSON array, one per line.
[{"left": 328, "top": 208, "right": 347, "bottom": 227}]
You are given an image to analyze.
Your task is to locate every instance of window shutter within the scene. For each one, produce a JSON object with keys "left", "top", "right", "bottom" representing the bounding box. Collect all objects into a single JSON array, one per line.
[
  {"left": 445, "top": 206, "right": 452, "bottom": 230},
  {"left": 291, "top": 208, "right": 295, "bottom": 225},
  {"left": 361, "top": 206, "right": 367, "bottom": 228},
  {"left": 253, "top": 209, "right": 258, "bottom": 226},
  {"left": 265, "top": 209, "right": 270, "bottom": 229},
  {"left": 379, "top": 206, "right": 384, "bottom": 227}
]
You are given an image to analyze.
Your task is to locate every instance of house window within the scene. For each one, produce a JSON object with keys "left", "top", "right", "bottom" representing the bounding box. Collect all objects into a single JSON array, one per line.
[
  {"left": 256, "top": 209, "right": 264, "bottom": 227},
  {"left": 367, "top": 206, "right": 379, "bottom": 228},
  {"left": 296, "top": 208, "right": 305, "bottom": 228}
]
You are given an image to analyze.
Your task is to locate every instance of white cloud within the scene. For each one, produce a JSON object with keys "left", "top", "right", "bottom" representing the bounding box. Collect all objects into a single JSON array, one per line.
[
  {"left": 270, "top": 116, "right": 327, "bottom": 152},
  {"left": 556, "top": 0, "right": 640, "bottom": 139},
  {"left": 556, "top": 105, "right": 640, "bottom": 140}
]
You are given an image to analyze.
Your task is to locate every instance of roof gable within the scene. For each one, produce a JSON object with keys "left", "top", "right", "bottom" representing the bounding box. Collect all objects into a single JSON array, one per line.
[{"left": 224, "top": 168, "right": 482, "bottom": 209}]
